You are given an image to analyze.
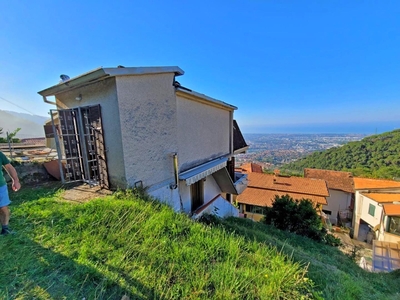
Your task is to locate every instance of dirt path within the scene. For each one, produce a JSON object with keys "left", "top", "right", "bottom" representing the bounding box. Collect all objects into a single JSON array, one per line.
[
  {"left": 334, "top": 230, "right": 373, "bottom": 271},
  {"left": 60, "top": 183, "right": 113, "bottom": 203}
]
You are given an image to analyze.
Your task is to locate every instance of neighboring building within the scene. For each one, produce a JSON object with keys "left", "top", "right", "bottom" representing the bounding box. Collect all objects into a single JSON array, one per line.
[
  {"left": 372, "top": 240, "right": 400, "bottom": 272},
  {"left": 236, "top": 167, "right": 329, "bottom": 222},
  {"left": 38, "top": 66, "right": 248, "bottom": 218},
  {"left": 43, "top": 113, "right": 59, "bottom": 149},
  {"left": 353, "top": 177, "right": 400, "bottom": 244},
  {"left": 236, "top": 162, "right": 263, "bottom": 174},
  {"left": 19, "top": 138, "right": 46, "bottom": 145},
  {"left": 304, "top": 168, "right": 354, "bottom": 225}
]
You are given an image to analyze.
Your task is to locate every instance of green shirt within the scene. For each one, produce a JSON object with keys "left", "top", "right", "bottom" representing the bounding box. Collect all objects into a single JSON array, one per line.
[{"left": 0, "top": 151, "right": 10, "bottom": 187}]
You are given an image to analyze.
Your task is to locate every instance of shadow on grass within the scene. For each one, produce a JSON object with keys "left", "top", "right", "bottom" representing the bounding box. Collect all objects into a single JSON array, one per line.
[
  {"left": 1, "top": 184, "right": 164, "bottom": 300},
  {"left": 0, "top": 233, "right": 163, "bottom": 299}
]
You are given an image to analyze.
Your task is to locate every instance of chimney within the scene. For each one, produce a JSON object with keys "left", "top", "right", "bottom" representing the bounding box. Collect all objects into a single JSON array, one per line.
[{"left": 273, "top": 169, "right": 280, "bottom": 183}]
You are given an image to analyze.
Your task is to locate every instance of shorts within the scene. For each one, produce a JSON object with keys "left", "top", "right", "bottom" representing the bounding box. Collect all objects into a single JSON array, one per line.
[{"left": 0, "top": 185, "right": 11, "bottom": 208}]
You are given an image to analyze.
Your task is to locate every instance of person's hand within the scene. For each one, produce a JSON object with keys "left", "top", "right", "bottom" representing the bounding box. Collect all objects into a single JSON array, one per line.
[{"left": 12, "top": 181, "right": 21, "bottom": 192}]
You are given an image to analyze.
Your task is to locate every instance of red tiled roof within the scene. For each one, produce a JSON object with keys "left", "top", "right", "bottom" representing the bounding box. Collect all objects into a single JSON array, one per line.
[
  {"left": 361, "top": 192, "right": 400, "bottom": 203},
  {"left": 304, "top": 168, "right": 354, "bottom": 193},
  {"left": 237, "top": 187, "right": 327, "bottom": 207},
  {"left": 247, "top": 173, "right": 329, "bottom": 197},
  {"left": 237, "top": 172, "right": 328, "bottom": 208},
  {"left": 238, "top": 163, "right": 263, "bottom": 173},
  {"left": 353, "top": 177, "right": 400, "bottom": 190},
  {"left": 383, "top": 204, "right": 400, "bottom": 216}
]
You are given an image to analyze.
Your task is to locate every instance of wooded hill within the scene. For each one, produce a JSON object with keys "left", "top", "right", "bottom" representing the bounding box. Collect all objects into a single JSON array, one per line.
[{"left": 282, "top": 129, "right": 400, "bottom": 179}]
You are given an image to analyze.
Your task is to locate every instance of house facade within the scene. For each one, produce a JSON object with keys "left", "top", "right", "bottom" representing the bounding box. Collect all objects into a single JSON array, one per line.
[
  {"left": 304, "top": 168, "right": 354, "bottom": 226},
  {"left": 38, "top": 66, "right": 248, "bottom": 217},
  {"left": 353, "top": 178, "right": 400, "bottom": 243},
  {"left": 236, "top": 166, "right": 329, "bottom": 222}
]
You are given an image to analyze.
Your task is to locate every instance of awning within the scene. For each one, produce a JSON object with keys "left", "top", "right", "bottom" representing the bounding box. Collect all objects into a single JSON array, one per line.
[
  {"left": 212, "top": 167, "right": 238, "bottom": 195},
  {"left": 179, "top": 157, "right": 228, "bottom": 185}
]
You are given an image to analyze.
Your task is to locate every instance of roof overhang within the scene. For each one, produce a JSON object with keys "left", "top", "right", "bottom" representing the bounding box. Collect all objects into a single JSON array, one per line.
[
  {"left": 176, "top": 89, "right": 237, "bottom": 111},
  {"left": 360, "top": 192, "right": 400, "bottom": 203},
  {"left": 233, "top": 120, "right": 248, "bottom": 154},
  {"left": 38, "top": 66, "right": 184, "bottom": 97},
  {"left": 179, "top": 157, "right": 228, "bottom": 185},
  {"left": 383, "top": 204, "right": 400, "bottom": 216}
]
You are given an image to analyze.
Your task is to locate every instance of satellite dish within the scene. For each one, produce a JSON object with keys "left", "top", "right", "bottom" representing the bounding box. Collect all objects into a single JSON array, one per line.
[{"left": 60, "top": 74, "right": 70, "bottom": 82}]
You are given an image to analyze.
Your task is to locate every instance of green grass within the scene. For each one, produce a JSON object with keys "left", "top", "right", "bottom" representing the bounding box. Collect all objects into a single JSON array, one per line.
[{"left": 1, "top": 186, "right": 399, "bottom": 299}]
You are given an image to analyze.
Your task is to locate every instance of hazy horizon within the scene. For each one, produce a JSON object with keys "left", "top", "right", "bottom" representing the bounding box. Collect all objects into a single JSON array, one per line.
[{"left": 242, "top": 121, "right": 399, "bottom": 135}]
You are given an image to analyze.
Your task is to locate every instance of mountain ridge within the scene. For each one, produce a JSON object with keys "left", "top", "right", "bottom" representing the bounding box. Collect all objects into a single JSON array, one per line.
[{"left": 0, "top": 110, "right": 48, "bottom": 138}]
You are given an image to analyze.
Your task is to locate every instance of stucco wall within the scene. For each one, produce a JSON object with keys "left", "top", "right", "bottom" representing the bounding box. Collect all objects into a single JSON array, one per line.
[
  {"left": 115, "top": 73, "right": 178, "bottom": 189},
  {"left": 204, "top": 175, "right": 222, "bottom": 203},
  {"left": 54, "top": 78, "right": 126, "bottom": 188},
  {"left": 176, "top": 94, "right": 230, "bottom": 171},
  {"left": 323, "top": 189, "right": 352, "bottom": 224},
  {"left": 179, "top": 181, "right": 191, "bottom": 213},
  {"left": 381, "top": 232, "right": 400, "bottom": 243},
  {"left": 360, "top": 196, "right": 382, "bottom": 228},
  {"left": 244, "top": 211, "right": 264, "bottom": 222},
  {"left": 148, "top": 185, "right": 181, "bottom": 211}
]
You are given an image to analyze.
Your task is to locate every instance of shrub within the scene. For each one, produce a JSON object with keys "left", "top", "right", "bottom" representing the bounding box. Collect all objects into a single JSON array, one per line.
[{"left": 264, "top": 195, "right": 340, "bottom": 246}]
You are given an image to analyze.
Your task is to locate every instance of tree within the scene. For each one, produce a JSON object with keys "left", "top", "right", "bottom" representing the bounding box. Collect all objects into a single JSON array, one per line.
[
  {"left": 7, "top": 128, "right": 21, "bottom": 142},
  {"left": 0, "top": 128, "right": 21, "bottom": 143},
  {"left": 264, "top": 195, "right": 341, "bottom": 246}
]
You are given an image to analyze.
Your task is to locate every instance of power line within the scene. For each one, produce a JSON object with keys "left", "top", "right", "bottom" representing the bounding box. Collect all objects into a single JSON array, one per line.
[{"left": 0, "top": 96, "right": 36, "bottom": 115}]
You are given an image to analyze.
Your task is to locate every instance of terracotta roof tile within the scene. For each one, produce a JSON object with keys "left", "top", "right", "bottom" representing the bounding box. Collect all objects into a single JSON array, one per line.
[
  {"left": 304, "top": 168, "right": 354, "bottom": 193},
  {"left": 353, "top": 177, "right": 400, "bottom": 190},
  {"left": 361, "top": 192, "right": 400, "bottom": 203},
  {"left": 383, "top": 204, "right": 400, "bottom": 216},
  {"left": 237, "top": 187, "right": 327, "bottom": 206},
  {"left": 238, "top": 163, "right": 263, "bottom": 173},
  {"left": 247, "top": 173, "right": 329, "bottom": 197}
]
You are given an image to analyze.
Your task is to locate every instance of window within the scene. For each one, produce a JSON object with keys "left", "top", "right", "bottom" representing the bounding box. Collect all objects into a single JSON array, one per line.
[
  {"left": 387, "top": 216, "right": 400, "bottom": 236},
  {"left": 245, "top": 204, "right": 266, "bottom": 215},
  {"left": 368, "top": 204, "right": 376, "bottom": 217},
  {"left": 191, "top": 180, "right": 204, "bottom": 212}
]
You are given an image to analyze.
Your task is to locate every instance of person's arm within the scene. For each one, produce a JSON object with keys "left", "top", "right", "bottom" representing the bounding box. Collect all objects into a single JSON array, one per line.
[{"left": 4, "top": 164, "right": 21, "bottom": 191}]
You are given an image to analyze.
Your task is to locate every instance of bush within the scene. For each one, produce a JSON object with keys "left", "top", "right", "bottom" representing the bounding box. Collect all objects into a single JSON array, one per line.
[
  {"left": 0, "top": 137, "right": 20, "bottom": 143},
  {"left": 264, "top": 195, "right": 340, "bottom": 246}
]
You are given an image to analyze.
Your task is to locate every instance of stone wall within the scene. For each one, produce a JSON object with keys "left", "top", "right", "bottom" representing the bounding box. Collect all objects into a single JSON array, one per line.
[{"left": 2, "top": 162, "right": 53, "bottom": 185}]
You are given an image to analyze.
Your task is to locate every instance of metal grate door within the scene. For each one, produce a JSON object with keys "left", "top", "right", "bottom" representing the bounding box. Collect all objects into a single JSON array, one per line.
[{"left": 50, "top": 105, "right": 109, "bottom": 188}]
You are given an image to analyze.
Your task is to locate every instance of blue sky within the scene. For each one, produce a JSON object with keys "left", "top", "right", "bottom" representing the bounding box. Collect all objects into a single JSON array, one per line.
[{"left": 1, "top": 1, "right": 399, "bottom": 134}]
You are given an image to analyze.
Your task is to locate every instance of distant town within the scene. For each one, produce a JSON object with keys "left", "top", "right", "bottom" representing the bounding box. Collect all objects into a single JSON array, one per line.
[{"left": 238, "top": 133, "right": 367, "bottom": 169}]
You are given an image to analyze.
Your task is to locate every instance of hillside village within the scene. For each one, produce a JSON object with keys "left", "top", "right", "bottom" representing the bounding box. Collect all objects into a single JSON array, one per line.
[
  {"left": 238, "top": 133, "right": 366, "bottom": 168},
  {"left": 2, "top": 65, "right": 400, "bottom": 276}
]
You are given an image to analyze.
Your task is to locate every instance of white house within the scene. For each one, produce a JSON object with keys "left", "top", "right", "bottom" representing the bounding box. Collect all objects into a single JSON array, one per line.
[
  {"left": 38, "top": 66, "right": 248, "bottom": 218},
  {"left": 304, "top": 168, "right": 354, "bottom": 225},
  {"left": 353, "top": 177, "right": 400, "bottom": 243}
]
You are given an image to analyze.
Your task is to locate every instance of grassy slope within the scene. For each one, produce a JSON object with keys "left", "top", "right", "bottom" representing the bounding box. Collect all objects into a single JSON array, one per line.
[{"left": 1, "top": 186, "right": 399, "bottom": 300}]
